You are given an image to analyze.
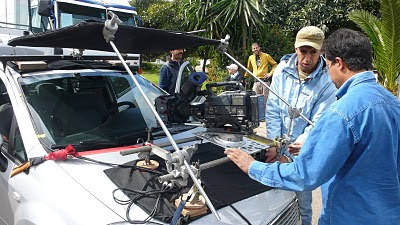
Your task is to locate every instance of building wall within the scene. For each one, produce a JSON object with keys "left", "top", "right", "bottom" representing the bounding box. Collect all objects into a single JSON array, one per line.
[{"left": 0, "top": 0, "right": 30, "bottom": 29}]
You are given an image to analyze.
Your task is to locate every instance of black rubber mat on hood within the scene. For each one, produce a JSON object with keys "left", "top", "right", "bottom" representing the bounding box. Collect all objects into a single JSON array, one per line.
[{"left": 104, "top": 142, "right": 271, "bottom": 223}]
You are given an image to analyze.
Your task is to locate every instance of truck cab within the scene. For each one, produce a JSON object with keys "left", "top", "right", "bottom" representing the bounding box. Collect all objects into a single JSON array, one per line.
[
  {"left": 1, "top": 0, "right": 140, "bottom": 46},
  {"left": 32, "top": 0, "right": 141, "bottom": 32}
]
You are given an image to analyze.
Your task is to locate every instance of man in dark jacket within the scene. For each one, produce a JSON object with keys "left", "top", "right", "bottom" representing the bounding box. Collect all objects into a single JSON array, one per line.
[{"left": 158, "top": 49, "right": 184, "bottom": 94}]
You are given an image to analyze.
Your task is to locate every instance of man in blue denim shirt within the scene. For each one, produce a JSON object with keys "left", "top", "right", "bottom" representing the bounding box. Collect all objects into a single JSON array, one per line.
[
  {"left": 225, "top": 29, "right": 400, "bottom": 224},
  {"left": 265, "top": 26, "right": 337, "bottom": 225}
]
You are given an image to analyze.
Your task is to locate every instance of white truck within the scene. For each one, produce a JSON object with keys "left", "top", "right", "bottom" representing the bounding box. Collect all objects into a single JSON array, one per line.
[
  {"left": 1, "top": 0, "right": 140, "bottom": 65},
  {"left": 1, "top": 0, "right": 139, "bottom": 35}
]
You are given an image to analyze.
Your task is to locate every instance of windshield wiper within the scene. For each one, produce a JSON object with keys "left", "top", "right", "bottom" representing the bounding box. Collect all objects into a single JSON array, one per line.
[{"left": 50, "top": 139, "right": 120, "bottom": 150}]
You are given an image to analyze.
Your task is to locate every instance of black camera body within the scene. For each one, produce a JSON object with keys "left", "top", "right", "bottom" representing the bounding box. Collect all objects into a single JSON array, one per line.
[{"left": 155, "top": 73, "right": 265, "bottom": 134}]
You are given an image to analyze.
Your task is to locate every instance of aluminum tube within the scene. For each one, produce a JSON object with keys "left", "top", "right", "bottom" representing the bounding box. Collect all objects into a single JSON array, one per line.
[
  {"left": 199, "top": 157, "right": 231, "bottom": 170},
  {"left": 109, "top": 41, "right": 221, "bottom": 221},
  {"left": 158, "top": 173, "right": 175, "bottom": 183},
  {"left": 120, "top": 146, "right": 152, "bottom": 156},
  {"left": 156, "top": 136, "right": 200, "bottom": 148}
]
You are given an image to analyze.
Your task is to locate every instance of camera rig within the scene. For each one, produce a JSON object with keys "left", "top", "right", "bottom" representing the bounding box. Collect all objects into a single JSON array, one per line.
[{"left": 155, "top": 72, "right": 265, "bottom": 135}]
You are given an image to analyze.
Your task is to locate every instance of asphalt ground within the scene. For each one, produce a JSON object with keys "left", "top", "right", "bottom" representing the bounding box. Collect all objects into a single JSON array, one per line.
[{"left": 254, "top": 122, "right": 322, "bottom": 225}]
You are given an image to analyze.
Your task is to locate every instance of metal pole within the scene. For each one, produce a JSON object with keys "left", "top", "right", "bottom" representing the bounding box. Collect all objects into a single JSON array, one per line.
[
  {"left": 27, "top": 0, "right": 32, "bottom": 32},
  {"left": 108, "top": 41, "right": 221, "bottom": 221},
  {"left": 222, "top": 51, "right": 315, "bottom": 127},
  {"left": 54, "top": 0, "right": 59, "bottom": 29}
]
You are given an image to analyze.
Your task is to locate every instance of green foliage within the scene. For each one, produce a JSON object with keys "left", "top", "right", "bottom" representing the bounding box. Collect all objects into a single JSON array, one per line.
[
  {"left": 181, "top": 0, "right": 265, "bottom": 62},
  {"left": 349, "top": 0, "right": 400, "bottom": 95},
  {"left": 263, "top": 0, "right": 380, "bottom": 36},
  {"left": 186, "top": 56, "right": 201, "bottom": 68},
  {"left": 141, "top": 61, "right": 162, "bottom": 71},
  {"left": 252, "top": 25, "right": 295, "bottom": 61},
  {"left": 141, "top": 72, "right": 159, "bottom": 85},
  {"left": 131, "top": 0, "right": 184, "bottom": 31},
  {"left": 141, "top": 62, "right": 161, "bottom": 84},
  {"left": 130, "top": 0, "right": 162, "bottom": 11},
  {"left": 202, "top": 63, "right": 227, "bottom": 94},
  {"left": 145, "top": 1, "right": 185, "bottom": 31}
]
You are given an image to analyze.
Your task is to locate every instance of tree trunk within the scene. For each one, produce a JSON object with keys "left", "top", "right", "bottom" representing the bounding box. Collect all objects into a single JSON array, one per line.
[
  {"left": 241, "top": 15, "right": 248, "bottom": 63},
  {"left": 397, "top": 78, "right": 400, "bottom": 99}
]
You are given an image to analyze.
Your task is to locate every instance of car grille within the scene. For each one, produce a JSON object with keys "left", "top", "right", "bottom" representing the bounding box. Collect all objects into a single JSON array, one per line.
[{"left": 268, "top": 197, "right": 301, "bottom": 225}]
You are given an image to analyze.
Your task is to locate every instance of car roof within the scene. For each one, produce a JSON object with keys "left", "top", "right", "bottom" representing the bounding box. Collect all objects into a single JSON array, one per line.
[{"left": 0, "top": 55, "right": 138, "bottom": 73}]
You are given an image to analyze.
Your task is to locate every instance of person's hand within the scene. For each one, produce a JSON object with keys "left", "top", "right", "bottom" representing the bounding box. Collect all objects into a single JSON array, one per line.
[
  {"left": 266, "top": 73, "right": 272, "bottom": 78},
  {"left": 288, "top": 141, "right": 304, "bottom": 156},
  {"left": 224, "top": 148, "right": 255, "bottom": 174},
  {"left": 277, "top": 156, "right": 289, "bottom": 164},
  {"left": 265, "top": 147, "right": 277, "bottom": 163}
]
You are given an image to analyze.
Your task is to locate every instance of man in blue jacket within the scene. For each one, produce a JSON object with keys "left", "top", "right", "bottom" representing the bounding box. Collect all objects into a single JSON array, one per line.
[
  {"left": 264, "top": 26, "right": 337, "bottom": 225},
  {"left": 225, "top": 29, "right": 400, "bottom": 225}
]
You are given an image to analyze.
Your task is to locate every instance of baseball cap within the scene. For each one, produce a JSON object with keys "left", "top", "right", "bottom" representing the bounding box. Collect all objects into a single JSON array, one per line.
[
  {"left": 226, "top": 64, "right": 238, "bottom": 70},
  {"left": 295, "top": 26, "right": 325, "bottom": 50}
]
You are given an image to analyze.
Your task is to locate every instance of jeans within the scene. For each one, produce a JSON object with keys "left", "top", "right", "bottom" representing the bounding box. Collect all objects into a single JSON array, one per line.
[
  {"left": 296, "top": 191, "right": 312, "bottom": 225},
  {"left": 252, "top": 80, "right": 270, "bottom": 111}
]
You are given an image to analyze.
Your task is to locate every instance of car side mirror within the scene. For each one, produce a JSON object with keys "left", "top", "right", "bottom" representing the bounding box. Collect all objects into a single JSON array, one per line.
[
  {"left": 0, "top": 135, "right": 8, "bottom": 173},
  {"left": 38, "top": 0, "right": 52, "bottom": 17}
]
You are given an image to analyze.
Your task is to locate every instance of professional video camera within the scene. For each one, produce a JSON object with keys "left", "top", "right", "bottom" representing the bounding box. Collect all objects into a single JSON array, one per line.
[{"left": 155, "top": 72, "right": 265, "bottom": 134}]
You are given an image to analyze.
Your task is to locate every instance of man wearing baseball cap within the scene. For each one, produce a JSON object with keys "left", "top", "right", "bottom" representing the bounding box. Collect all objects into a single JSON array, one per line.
[
  {"left": 252, "top": 26, "right": 337, "bottom": 225},
  {"left": 263, "top": 25, "right": 337, "bottom": 225}
]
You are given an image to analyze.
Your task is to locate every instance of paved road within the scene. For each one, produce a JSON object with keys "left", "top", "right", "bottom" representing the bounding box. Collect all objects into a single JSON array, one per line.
[{"left": 254, "top": 122, "right": 322, "bottom": 225}]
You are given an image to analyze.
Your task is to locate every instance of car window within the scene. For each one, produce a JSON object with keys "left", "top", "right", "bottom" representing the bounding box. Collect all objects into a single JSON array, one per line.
[
  {"left": 0, "top": 102, "right": 27, "bottom": 164},
  {"left": 109, "top": 76, "right": 131, "bottom": 98},
  {"left": 11, "top": 128, "right": 28, "bottom": 164}
]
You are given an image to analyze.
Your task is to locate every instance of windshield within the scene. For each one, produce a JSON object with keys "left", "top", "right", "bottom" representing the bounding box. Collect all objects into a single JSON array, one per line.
[
  {"left": 19, "top": 70, "right": 164, "bottom": 150},
  {"left": 109, "top": 10, "right": 136, "bottom": 26},
  {"left": 58, "top": 2, "right": 106, "bottom": 27},
  {"left": 58, "top": 2, "right": 136, "bottom": 28}
]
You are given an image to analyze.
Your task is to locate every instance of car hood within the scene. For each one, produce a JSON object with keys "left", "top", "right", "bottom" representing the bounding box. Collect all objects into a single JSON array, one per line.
[{"left": 57, "top": 127, "right": 296, "bottom": 224}]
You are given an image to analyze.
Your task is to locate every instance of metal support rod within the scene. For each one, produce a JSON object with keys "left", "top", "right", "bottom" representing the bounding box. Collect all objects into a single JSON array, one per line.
[
  {"left": 109, "top": 41, "right": 221, "bottom": 221},
  {"left": 120, "top": 146, "right": 152, "bottom": 156},
  {"left": 158, "top": 173, "right": 175, "bottom": 183},
  {"left": 286, "top": 117, "right": 294, "bottom": 140},
  {"left": 199, "top": 157, "right": 231, "bottom": 170},
  {"left": 222, "top": 51, "right": 315, "bottom": 127},
  {"left": 157, "top": 136, "right": 201, "bottom": 148},
  {"left": 54, "top": 0, "right": 59, "bottom": 29}
]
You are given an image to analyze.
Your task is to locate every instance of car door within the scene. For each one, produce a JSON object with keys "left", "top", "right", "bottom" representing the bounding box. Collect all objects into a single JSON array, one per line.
[{"left": 0, "top": 78, "right": 29, "bottom": 225}]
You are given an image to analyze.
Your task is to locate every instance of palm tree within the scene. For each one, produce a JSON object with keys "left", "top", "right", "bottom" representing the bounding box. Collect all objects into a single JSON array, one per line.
[
  {"left": 349, "top": 0, "right": 400, "bottom": 95},
  {"left": 182, "top": 0, "right": 264, "bottom": 62}
]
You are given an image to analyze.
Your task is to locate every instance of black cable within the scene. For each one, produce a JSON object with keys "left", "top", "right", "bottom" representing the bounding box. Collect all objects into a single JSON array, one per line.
[
  {"left": 229, "top": 205, "right": 252, "bottom": 225},
  {"left": 77, "top": 156, "right": 164, "bottom": 175},
  {"left": 112, "top": 172, "right": 183, "bottom": 225}
]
